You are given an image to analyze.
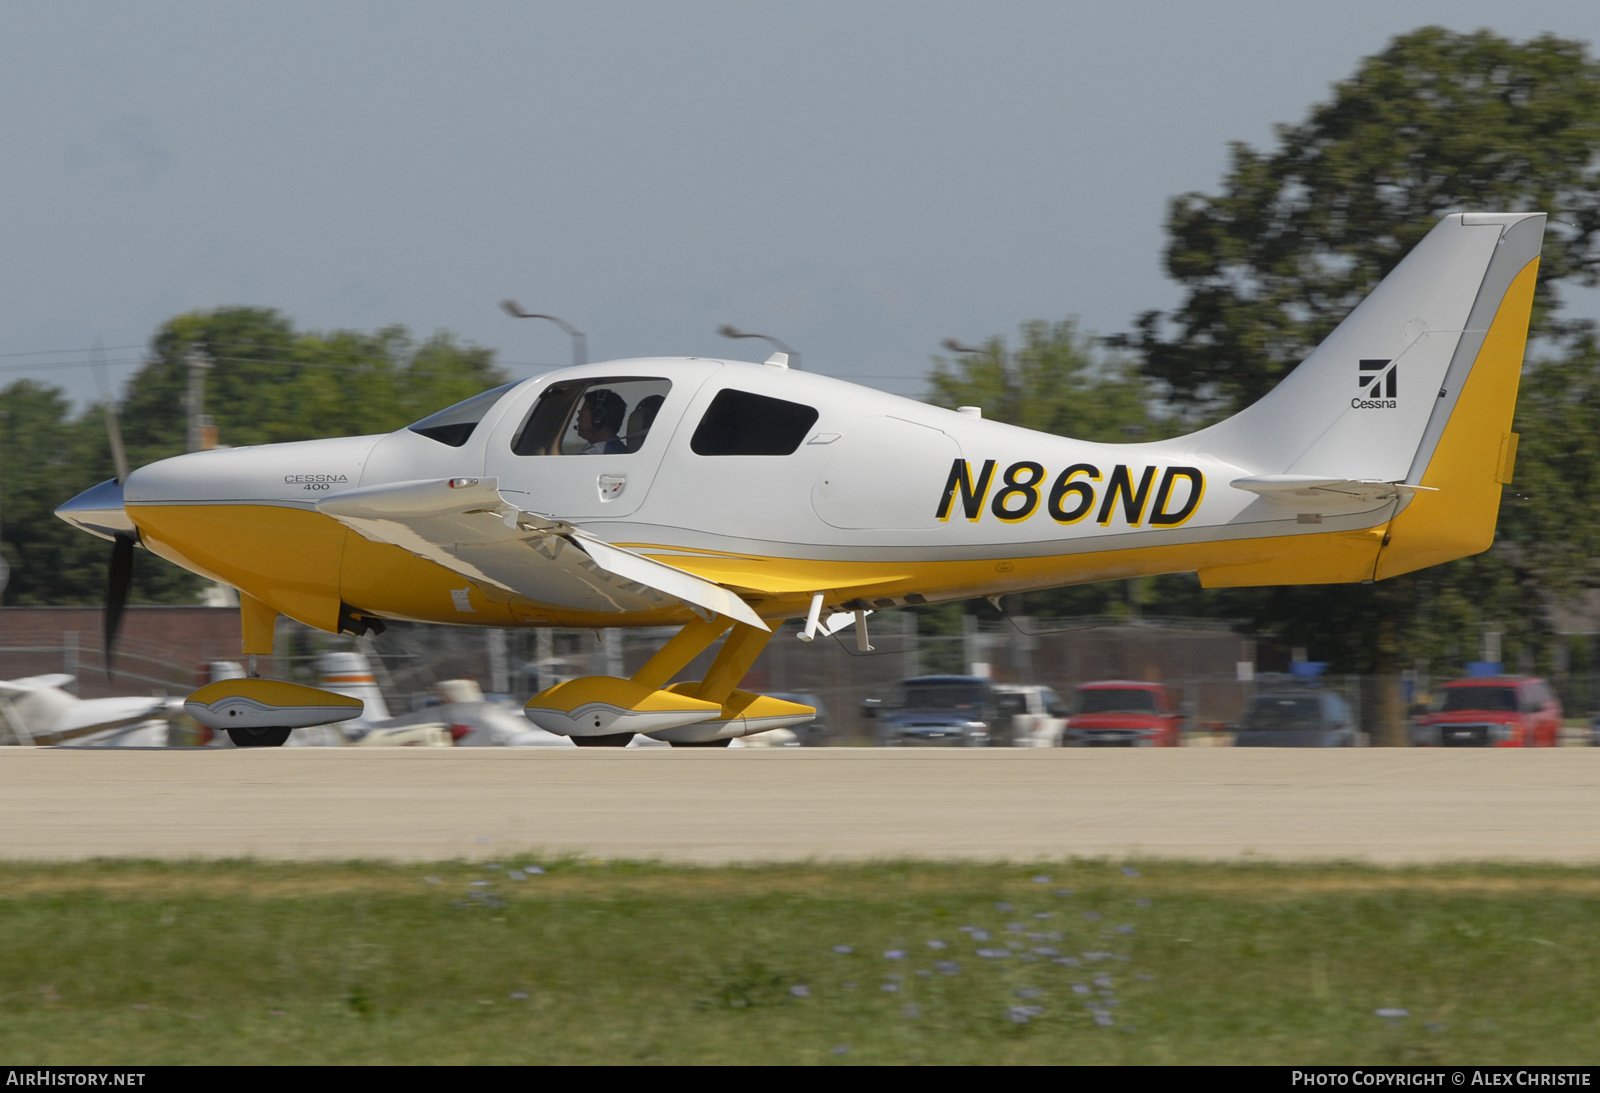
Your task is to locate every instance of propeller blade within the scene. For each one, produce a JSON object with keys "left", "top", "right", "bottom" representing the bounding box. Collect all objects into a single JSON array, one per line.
[
  {"left": 104, "top": 533, "right": 134, "bottom": 677},
  {"left": 91, "top": 339, "right": 130, "bottom": 484}
]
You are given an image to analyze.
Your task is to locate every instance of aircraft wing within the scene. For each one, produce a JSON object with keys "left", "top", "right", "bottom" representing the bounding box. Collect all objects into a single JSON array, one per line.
[
  {"left": 317, "top": 477, "right": 769, "bottom": 631},
  {"left": 53, "top": 696, "right": 182, "bottom": 737}
]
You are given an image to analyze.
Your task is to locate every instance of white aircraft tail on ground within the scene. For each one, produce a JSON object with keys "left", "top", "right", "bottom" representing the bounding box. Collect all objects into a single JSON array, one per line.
[
  {"left": 376, "top": 676, "right": 574, "bottom": 747},
  {"left": 0, "top": 674, "right": 182, "bottom": 747},
  {"left": 269, "top": 650, "right": 568, "bottom": 746},
  {"left": 284, "top": 651, "right": 447, "bottom": 746}
]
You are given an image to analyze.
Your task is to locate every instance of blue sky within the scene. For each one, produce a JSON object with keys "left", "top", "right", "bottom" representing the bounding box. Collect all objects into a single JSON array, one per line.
[{"left": 1, "top": 1, "right": 1595, "bottom": 407}]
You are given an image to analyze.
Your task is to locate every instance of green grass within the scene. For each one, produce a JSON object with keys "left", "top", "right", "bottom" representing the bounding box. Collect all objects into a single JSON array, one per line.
[{"left": 1, "top": 858, "right": 1598, "bottom": 1064}]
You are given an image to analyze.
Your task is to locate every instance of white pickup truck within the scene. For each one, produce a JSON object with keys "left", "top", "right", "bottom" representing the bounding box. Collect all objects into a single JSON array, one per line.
[{"left": 992, "top": 684, "right": 1069, "bottom": 747}]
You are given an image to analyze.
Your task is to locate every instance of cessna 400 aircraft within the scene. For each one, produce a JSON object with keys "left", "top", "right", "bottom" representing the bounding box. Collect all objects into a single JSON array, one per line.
[{"left": 57, "top": 212, "right": 1544, "bottom": 747}]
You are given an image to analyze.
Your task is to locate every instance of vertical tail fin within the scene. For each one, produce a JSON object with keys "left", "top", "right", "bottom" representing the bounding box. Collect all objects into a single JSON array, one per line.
[
  {"left": 1376, "top": 215, "right": 1544, "bottom": 577},
  {"left": 1199, "top": 213, "right": 1544, "bottom": 485},
  {"left": 1193, "top": 212, "right": 1544, "bottom": 578},
  {"left": 317, "top": 650, "right": 391, "bottom": 723}
]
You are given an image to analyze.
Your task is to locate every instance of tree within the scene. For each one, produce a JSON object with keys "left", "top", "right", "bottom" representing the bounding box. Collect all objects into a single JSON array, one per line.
[
  {"left": 0, "top": 381, "right": 197, "bottom": 604},
  {"left": 927, "top": 319, "right": 1164, "bottom": 443},
  {"left": 929, "top": 29, "right": 1600, "bottom": 687},
  {"left": 1108, "top": 28, "right": 1600, "bottom": 684},
  {"left": 119, "top": 307, "right": 506, "bottom": 466},
  {"left": 1119, "top": 27, "right": 1600, "bottom": 416},
  {"left": 5, "top": 308, "right": 506, "bottom": 605}
]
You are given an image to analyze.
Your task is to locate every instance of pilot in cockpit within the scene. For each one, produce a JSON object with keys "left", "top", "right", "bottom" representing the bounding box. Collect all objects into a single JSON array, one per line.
[{"left": 576, "top": 389, "right": 628, "bottom": 454}]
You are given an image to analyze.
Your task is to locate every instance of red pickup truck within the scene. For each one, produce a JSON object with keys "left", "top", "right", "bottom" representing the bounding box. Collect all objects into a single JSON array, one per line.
[
  {"left": 1061, "top": 681, "right": 1183, "bottom": 747},
  {"left": 1410, "top": 676, "right": 1563, "bottom": 747}
]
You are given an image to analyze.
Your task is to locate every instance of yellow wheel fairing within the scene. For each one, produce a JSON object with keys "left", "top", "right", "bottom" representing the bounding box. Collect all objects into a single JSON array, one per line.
[
  {"left": 184, "top": 678, "right": 364, "bottom": 730},
  {"left": 649, "top": 685, "right": 817, "bottom": 743},
  {"left": 523, "top": 676, "right": 722, "bottom": 737}
]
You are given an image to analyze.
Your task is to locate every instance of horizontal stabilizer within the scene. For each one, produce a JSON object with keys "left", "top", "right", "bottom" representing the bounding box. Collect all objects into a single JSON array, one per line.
[
  {"left": 0, "top": 673, "right": 78, "bottom": 697},
  {"left": 1230, "top": 476, "right": 1423, "bottom": 505}
]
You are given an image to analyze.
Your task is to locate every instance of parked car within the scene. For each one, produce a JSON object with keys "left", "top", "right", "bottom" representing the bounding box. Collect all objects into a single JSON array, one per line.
[
  {"left": 1062, "top": 681, "right": 1183, "bottom": 747},
  {"left": 865, "top": 675, "right": 995, "bottom": 746},
  {"left": 1411, "top": 676, "right": 1562, "bottom": 747},
  {"left": 993, "top": 684, "right": 1068, "bottom": 747},
  {"left": 1233, "top": 688, "right": 1357, "bottom": 747}
]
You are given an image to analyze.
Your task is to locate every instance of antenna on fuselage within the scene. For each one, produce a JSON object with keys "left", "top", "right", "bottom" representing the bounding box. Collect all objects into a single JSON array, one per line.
[{"left": 717, "top": 325, "right": 801, "bottom": 371}]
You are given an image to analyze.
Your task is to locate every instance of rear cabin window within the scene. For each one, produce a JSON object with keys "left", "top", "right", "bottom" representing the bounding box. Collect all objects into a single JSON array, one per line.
[
  {"left": 690, "top": 389, "right": 819, "bottom": 456},
  {"left": 511, "top": 377, "right": 672, "bottom": 456},
  {"left": 407, "top": 383, "right": 518, "bottom": 447}
]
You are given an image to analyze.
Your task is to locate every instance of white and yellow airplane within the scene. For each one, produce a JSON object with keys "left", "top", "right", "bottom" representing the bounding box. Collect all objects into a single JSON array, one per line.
[{"left": 57, "top": 212, "right": 1544, "bottom": 747}]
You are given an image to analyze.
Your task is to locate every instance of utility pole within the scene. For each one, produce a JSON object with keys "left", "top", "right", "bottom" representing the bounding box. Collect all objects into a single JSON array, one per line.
[
  {"left": 0, "top": 410, "right": 9, "bottom": 602},
  {"left": 185, "top": 348, "right": 215, "bottom": 453}
]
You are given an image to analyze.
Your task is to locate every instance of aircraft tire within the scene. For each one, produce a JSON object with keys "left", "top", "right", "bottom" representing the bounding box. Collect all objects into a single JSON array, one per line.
[
  {"left": 226, "top": 725, "right": 292, "bottom": 748},
  {"left": 668, "top": 739, "right": 731, "bottom": 748},
  {"left": 571, "top": 733, "right": 635, "bottom": 748}
]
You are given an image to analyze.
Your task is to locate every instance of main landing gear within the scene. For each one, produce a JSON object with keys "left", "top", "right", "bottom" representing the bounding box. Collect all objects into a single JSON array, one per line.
[{"left": 524, "top": 616, "right": 816, "bottom": 747}]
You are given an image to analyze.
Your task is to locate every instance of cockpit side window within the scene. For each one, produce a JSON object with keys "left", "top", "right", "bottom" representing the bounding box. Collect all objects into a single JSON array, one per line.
[
  {"left": 690, "top": 389, "right": 819, "bottom": 455},
  {"left": 511, "top": 377, "right": 672, "bottom": 456},
  {"left": 407, "top": 383, "right": 518, "bottom": 447}
]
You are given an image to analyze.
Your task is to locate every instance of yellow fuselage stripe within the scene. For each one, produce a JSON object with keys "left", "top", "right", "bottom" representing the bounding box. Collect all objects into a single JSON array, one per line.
[{"left": 131, "top": 499, "right": 1386, "bottom": 631}]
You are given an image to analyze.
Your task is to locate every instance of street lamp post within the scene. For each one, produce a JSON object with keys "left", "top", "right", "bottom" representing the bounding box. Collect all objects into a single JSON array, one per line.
[
  {"left": 500, "top": 301, "right": 587, "bottom": 367},
  {"left": 0, "top": 410, "right": 9, "bottom": 601},
  {"left": 717, "top": 324, "right": 800, "bottom": 370},
  {"left": 940, "top": 338, "right": 985, "bottom": 355}
]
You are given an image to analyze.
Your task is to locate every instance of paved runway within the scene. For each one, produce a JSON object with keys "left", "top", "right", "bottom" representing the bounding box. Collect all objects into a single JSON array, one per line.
[{"left": 6, "top": 748, "right": 1600, "bottom": 864}]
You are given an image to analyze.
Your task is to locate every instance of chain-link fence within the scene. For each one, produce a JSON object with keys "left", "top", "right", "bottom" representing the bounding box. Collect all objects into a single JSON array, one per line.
[{"left": 3, "top": 610, "right": 1596, "bottom": 745}]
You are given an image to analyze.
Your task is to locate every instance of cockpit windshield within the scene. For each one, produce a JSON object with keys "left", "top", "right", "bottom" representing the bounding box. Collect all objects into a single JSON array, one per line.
[{"left": 407, "top": 383, "right": 518, "bottom": 447}]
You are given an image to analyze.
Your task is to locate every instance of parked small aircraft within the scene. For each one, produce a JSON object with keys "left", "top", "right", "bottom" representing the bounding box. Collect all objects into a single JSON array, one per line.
[
  {"left": 305, "top": 651, "right": 571, "bottom": 747},
  {"left": 57, "top": 213, "right": 1546, "bottom": 747},
  {"left": 0, "top": 674, "right": 181, "bottom": 747}
]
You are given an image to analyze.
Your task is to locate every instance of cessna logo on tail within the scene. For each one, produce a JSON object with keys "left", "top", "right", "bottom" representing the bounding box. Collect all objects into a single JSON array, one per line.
[{"left": 1353, "top": 358, "right": 1397, "bottom": 408}]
